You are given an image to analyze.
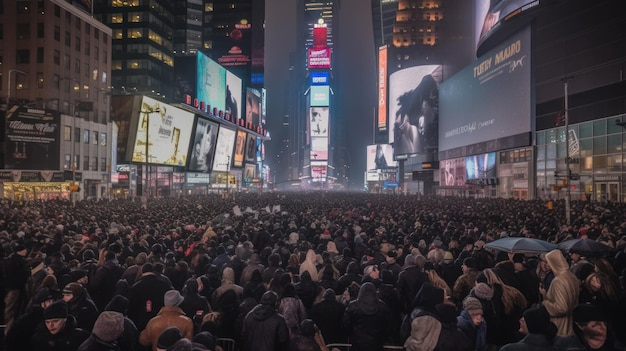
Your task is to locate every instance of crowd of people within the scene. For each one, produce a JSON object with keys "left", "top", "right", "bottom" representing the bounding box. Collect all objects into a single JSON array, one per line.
[{"left": 1, "top": 192, "right": 625, "bottom": 351}]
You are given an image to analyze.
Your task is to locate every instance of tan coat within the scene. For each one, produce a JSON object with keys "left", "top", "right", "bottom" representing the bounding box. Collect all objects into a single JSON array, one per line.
[
  {"left": 542, "top": 249, "right": 580, "bottom": 337},
  {"left": 139, "top": 306, "right": 194, "bottom": 351}
]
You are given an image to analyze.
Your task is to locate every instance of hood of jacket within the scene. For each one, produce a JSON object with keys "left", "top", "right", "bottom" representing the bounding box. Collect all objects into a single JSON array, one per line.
[{"left": 545, "top": 249, "right": 569, "bottom": 276}]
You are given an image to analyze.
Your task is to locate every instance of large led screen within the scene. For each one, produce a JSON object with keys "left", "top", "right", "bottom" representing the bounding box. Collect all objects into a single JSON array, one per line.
[
  {"left": 378, "top": 46, "right": 388, "bottom": 132},
  {"left": 476, "top": 0, "right": 540, "bottom": 52},
  {"left": 309, "top": 107, "right": 329, "bottom": 138},
  {"left": 439, "top": 26, "right": 531, "bottom": 152},
  {"left": 310, "top": 137, "right": 328, "bottom": 161},
  {"left": 233, "top": 130, "right": 247, "bottom": 168},
  {"left": 212, "top": 127, "right": 236, "bottom": 172},
  {"left": 197, "top": 52, "right": 226, "bottom": 113},
  {"left": 366, "top": 144, "right": 397, "bottom": 171},
  {"left": 131, "top": 96, "right": 194, "bottom": 166},
  {"left": 311, "top": 161, "right": 327, "bottom": 181},
  {"left": 225, "top": 70, "right": 242, "bottom": 120},
  {"left": 188, "top": 118, "right": 219, "bottom": 173},
  {"left": 245, "top": 88, "right": 261, "bottom": 126},
  {"left": 310, "top": 86, "right": 330, "bottom": 107},
  {"left": 388, "top": 65, "right": 441, "bottom": 156},
  {"left": 465, "top": 152, "right": 496, "bottom": 179},
  {"left": 439, "top": 158, "right": 467, "bottom": 187},
  {"left": 4, "top": 107, "right": 60, "bottom": 170}
]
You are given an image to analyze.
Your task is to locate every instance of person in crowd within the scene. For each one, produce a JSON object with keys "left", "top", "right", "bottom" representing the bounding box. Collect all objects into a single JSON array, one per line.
[
  {"left": 397, "top": 253, "right": 429, "bottom": 313},
  {"left": 453, "top": 257, "right": 480, "bottom": 308},
  {"left": 77, "top": 311, "right": 125, "bottom": 351},
  {"left": 436, "top": 303, "right": 474, "bottom": 351},
  {"left": 554, "top": 303, "right": 623, "bottom": 351},
  {"left": 30, "top": 299, "right": 90, "bottom": 351},
  {"left": 92, "top": 249, "right": 125, "bottom": 311},
  {"left": 300, "top": 249, "right": 321, "bottom": 282},
  {"left": 241, "top": 290, "right": 290, "bottom": 351},
  {"left": 104, "top": 294, "right": 141, "bottom": 351},
  {"left": 240, "top": 253, "right": 264, "bottom": 287},
  {"left": 342, "top": 282, "right": 394, "bottom": 351},
  {"left": 139, "top": 290, "right": 194, "bottom": 351},
  {"left": 457, "top": 296, "right": 487, "bottom": 351},
  {"left": 128, "top": 262, "right": 174, "bottom": 332},
  {"left": 62, "top": 282, "right": 99, "bottom": 331},
  {"left": 3, "top": 243, "right": 30, "bottom": 335},
  {"left": 541, "top": 249, "right": 580, "bottom": 337},
  {"left": 278, "top": 283, "right": 308, "bottom": 337},
  {"left": 401, "top": 282, "right": 446, "bottom": 351},
  {"left": 5, "top": 287, "right": 57, "bottom": 351},
  {"left": 179, "top": 277, "right": 212, "bottom": 334},
  {"left": 289, "top": 319, "right": 329, "bottom": 351},
  {"left": 211, "top": 266, "right": 243, "bottom": 305},
  {"left": 310, "top": 288, "right": 347, "bottom": 345},
  {"left": 378, "top": 269, "right": 404, "bottom": 344},
  {"left": 500, "top": 305, "right": 557, "bottom": 351},
  {"left": 295, "top": 270, "right": 320, "bottom": 313},
  {"left": 337, "top": 261, "right": 363, "bottom": 294}
]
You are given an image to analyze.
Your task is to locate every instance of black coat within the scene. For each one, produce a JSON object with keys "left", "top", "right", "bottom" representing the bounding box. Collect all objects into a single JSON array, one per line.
[
  {"left": 127, "top": 273, "right": 173, "bottom": 332},
  {"left": 29, "top": 315, "right": 90, "bottom": 351},
  {"left": 397, "top": 265, "right": 428, "bottom": 313},
  {"left": 5, "top": 306, "right": 45, "bottom": 351},
  {"left": 310, "top": 291, "right": 347, "bottom": 344},
  {"left": 342, "top": 282, "right": 393, "bottom": 351},
  {"left": 91, "top": 259, "right": 124, "bottom": 311},
  {"left": 4, "top": 252, "right": 29, "bottom": 290},
  {"left": 77, "top": 335, "right": 122, "bottom": 351},
  {"left": 242, "top": 303, "right": 290, "bottom": 351},
  {"left": 66, "top": 292, "right": 100, "bottom": 332}
]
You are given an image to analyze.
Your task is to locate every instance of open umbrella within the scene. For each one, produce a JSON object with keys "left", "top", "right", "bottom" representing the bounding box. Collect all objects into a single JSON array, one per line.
[
  {"left": 485, "top": 237, "right": 557, "bottom": 254},
  {"left": 557, "top": 238, "right": 616, "bottom": 257}
]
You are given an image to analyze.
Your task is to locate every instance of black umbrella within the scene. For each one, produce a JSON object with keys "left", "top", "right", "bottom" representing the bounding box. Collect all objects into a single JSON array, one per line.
[
  {"left": 484, "top": 237, "right": 557, "bottom": 254},
  {"left": 557, "top": 238, "right": 616, "bottom": 257}
]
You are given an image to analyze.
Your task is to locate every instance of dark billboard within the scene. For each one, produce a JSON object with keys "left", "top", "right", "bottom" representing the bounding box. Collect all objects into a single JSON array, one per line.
[
  {"left": 188, "top": 118, "right": 219, "bottom": 173},
  {"left": 4, "top": 106, "right": 60, "bottom": 170}
]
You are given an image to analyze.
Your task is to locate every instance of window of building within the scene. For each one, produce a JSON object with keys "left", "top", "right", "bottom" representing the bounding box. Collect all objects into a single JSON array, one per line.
[
  {"left": 101, "top": 158, "right": 107, "bottom": 172},
  {"left": 36, "top": 72, "right": 44, "bottom": 88},
  {"left": 111, "top": 13, "right": 123, "bottom": 23},
  {"left": 54, "top": 5, "right": 60, "bottom": 17},
  {"left": 103, "top": 50, "right": 107, "bottom": 64},
  {"left": 83, "top": 156, "right": 89, "bottom": 171},
  {"left": 64, "top": 126, "right": 71, "bottom": 141},
  {"left": 74, "top": 155, "right": 80, "bottom": 170},
  {"left": 16, "top": 49, "right": 30, "bottom": 64},
  {"left": 100, "top": 132, "right": 107, "bottom": 146},
  {"left": 64, "top": 54, "right": 70, "bottom": 70},
  {"left": 85, "top": 41, "right": 90, "bottom": 56},
  {"left": 0, "top": 24, "right": 3, "bottom": 40},
  {"left": 92, "top": 131, "right": 98, "bottom": 145},
  {"left": 54, "top": 49, "right": 60, "bottom": 65},
  {"left": 84, "top": 63, "right": 89, "bottom": 78},
  {"left": 64, "top": 154, "right": 71, "bottom": 170},
  {"left": 65, "top": 31, "right": 71, "bottom": 47},
  {"left": 74, "top": 127, "right": 80, "bottom": 143},
  {"left": 37, "top": 47, "right": 44, "bottom": 63},
  {"left": 17, "top": 1, "right": 30, "bottom": 14},
  {"left": 85, "top": 23, "right": 90, "bottom": 35},
  {"left": 53, "top": 74, "right": 60, "bottom": 89},
  {"left": 101, "top": 111, "right": 107, "bottom": 124},
  {"left": 75, "top": 17, "right": 80, "bottom": 31},
  {"left": 75, "top": 36, "right": 81, "bottom": 51},
  {"left": 92, "top": 157, "right": 98, "bottom": 171},
  {"left": 129, "top": 29, "right": 143, "bottom": 39},
  {"left": 83, "top": 129, "right": 89, "bottom": 144},
  {"left": 94, "top": 46, "right": 99, "bottom": 60},
  {"left": 103, "top": 32, "right": 108, "bottom": 44},
  {"left": 113, "top": 29, "right": 123, "bottom": 39},
  {"left": 94, "top": 29, "right": 99, "bottom": 40},
  {"left": 54, "top": 26, "right": 60, "bottom": 41},
  {"left": 37, "top": 22, "right": 44, "bottom": 38},
  {"left": 17, "top": 23, "right": 30, "bottom": 40},
  {"left": 75, "top": 59, "right": 80, "bottom": 74},
  {"left": 65, "top": 11, "right": 71, "bottom": 25}
]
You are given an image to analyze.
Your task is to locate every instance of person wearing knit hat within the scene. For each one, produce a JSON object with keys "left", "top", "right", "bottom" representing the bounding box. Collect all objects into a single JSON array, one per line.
[
  {"left": 500, "top": 305, "right": 557, "bottom": 351},
  {"left": 139, "top": 290, "right": 193, "bottom": 351},
  {"left": 156, "top": 326, "right": 184, "bottom": 350},
  {"left": 62, "top": 282, "right": 100, "bottom": 332},
  {"left": 457, "top": 296, "right": 487, "bottom": 351},
  {"left": 77, "top": 311, "right": 125, "bottom": 351},
  {"left": 4, "top": 287, "right": 59, "bottom": 350},
  {"left": 451, "top": 256, "right": 479, "bottom": 307},
  {"left": 30, "top": 299, "right": 90, "bottom": 350}
]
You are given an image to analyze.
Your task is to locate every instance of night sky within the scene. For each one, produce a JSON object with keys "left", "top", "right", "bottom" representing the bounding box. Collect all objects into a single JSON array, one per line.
[{"left": 265, "top": 0, "right": 377, "bottom": 190}]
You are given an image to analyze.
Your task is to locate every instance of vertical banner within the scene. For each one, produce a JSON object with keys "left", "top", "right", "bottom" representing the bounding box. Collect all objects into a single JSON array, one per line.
[{"left": 378, "top": 46, "right": 388, "bottom": 132}]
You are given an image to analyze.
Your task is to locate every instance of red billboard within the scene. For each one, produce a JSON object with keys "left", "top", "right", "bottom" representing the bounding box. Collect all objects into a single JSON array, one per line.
[{"left": 308, "top": 48, "right": 331, "bottom": 69}]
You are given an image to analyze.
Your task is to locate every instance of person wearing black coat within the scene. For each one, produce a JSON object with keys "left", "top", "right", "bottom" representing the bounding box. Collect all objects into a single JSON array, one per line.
[
  {"left": 5, "top": 287, "right": 57, "bottom": 351},
  {"left": 91, "top": 251, "right": 124, "bottom": 311},
  {"left": 30, "top": 300, "right": 90, "bottom": 351},
  {"left": 337, "top": 261, "right": 362, "bottom": 294},
  {"left": 3, "top": 243, "right": 30, "bottom": 334},
  {"left": 295, "top": 271, "right": 319, "bottom": 313},
  {"left": 378, "top": 270, "right": 404, "bottom": 344},
  {"left": 342, "top": 282, "right": 394, "bottom": 351},
  {"left": 127, "top": 262, "right": 174, "bottom": 332},
  {"left": 104, "top": 295, "right": 140, "bottom": 351},
  {"left": 62, "top": 282, "right": 99, "bottom": 332},
  {"left": 241, "top": 290, "right": 290, "bottom": 351},
  {"left": 310, "top": 288, "right": 346, "bottom": 345},
  {"left": 77, "top": 311, "right": 125, "bottom": 351},
  {"left": 396, "top": 254, "right": 429, "bottom": 314},
  {"left": 179, "top": 278, "right": 211, "bottom": 333},
  {"left": 334, "top": 248, "right": 358, "bottom": 276}
]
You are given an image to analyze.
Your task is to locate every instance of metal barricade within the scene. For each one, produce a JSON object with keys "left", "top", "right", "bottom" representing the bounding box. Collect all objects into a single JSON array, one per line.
[{"left": 217, "top": 337, "right": 236, "bottom": 351}]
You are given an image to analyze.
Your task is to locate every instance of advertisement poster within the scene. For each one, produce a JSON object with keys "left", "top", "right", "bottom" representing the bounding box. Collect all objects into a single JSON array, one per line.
[
  {"left": 4, "top": 107, "right": 60, "bottom": 170},
  {"left": 188, "top": 118, "right": 219, "bottom": 173},
  {"left": 245, "top": 134, "right": 257, "bottom": 162},
  {"left": 309, "top": 107, "right": 329, "bottom": 138},
  {"left": 212, "top": 127, "right": 236, "bottom": 172},
  {"left": 233, "top": 130, "right": 247, "bottom": 168}
]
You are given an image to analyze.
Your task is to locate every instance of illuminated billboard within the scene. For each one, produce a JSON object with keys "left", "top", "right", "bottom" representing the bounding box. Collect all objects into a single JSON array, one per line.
[
  {"left": 233, "top": 130, "right": 247, "bottom": 168},
  {"left": 309, "top": 107, "right": 329, "bottom": 138},
  {"left": 388, "top": 65, "right": 442, "bottom": 157},
  {"left": 476, "top": 0, "right": 540, "bottom": 53},
  {"left": 308, "top": 47, "right": 331, "bottom": 69},
  {"left": 215, "top": 18, "right": 252, "bottom": 68},
  {"left": 188, "top": 118, "right": 219, "bottom": 173},
  {"left": 366, "top": 144, "right": 397, "bottom": 171},
  {"left": 378, "top": 46, "right": 388, "bottom": 132},
  {"left": 131, "top": 96, "right": 194, "bottom": 166},
  {"left": 197, "top": 52, "right": 226, "bottom": 113},
  {"left": 310, "top": 85, "right": 330, "bottom": 107},
  {"left": 245, "top": 88, "right": 261, "bottom": 127},
  {"left": 439, "top": 26, "right": 532, "bottom": 153},
  {"left": 311, "top": 161, "right": 327, "bottom": 182},
  {"left": 311, "top": 72, "right": 329, "bottom": 85},
  {"left": 212, "top": 127, "right": 236, "bottom": 172},
  {"left": 311, "top": 137, "right": 328, "bottom": 161},
  {"left": 244, "top": 164, "right": 256, "bottom": 179},
  {"left": 4, "top": 107, "right": 60, "bottom": 170},
  {"left": 465, "top": 152, "right": 496, "bottom": 179},
  {"left": 225, "top": 70, "right": 242, "bottom": 120},
  {"left": 245, "top": 134, "right": 256, "bottom": 162},
  {"left": 439, "top": 158, "right": 467, "bottom": 187}
]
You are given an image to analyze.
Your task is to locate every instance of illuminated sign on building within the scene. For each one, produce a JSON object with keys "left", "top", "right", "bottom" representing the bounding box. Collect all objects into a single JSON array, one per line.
[
  {"left": 308, "top": 48, "right": 332, "bottom": 69},
  {"left": 310, "top": 86, "right": 330, "bottom": 106},
  {"left": 378, "top": 46, "right": 388, "bottom": 132},
  {"left": 311, "top": 72, "right": 329, "bottom": 85}
]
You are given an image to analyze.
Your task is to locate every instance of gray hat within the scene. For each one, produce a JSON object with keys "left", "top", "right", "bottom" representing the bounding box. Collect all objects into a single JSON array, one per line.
[
  {"left": 164, "top": 289, "right": 184, "bottom": 307},
  {"left": 92, "top": 311, "right": 124, "bottom": 342}
]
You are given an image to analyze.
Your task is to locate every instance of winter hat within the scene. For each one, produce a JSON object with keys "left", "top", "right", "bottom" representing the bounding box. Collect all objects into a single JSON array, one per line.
[
  {"left": 44, "top": 300, "right": 69, "bottom": 320},
  {"left": 512, "top": 253, "right": 525, "bottom": 264},
  {"left": 33, "top": 287, "right": 55, "bottom": 304},
  {"left": 164, "top": 290, "right": 184, "bottom": 307},
  {"left": 63, "top": 282, "right": 84, "bottom": 297},
  {"left": 574, "top": 303, "right": 609, "bottom": 323},
  {"left": 260, "top": 290, "right": 279, "bottom": 307},
  {"left": 68, "top": 269, "right": 88, "bottom": 282},
  {"left": 157, "top": 326, "right": 183, "bottom": 349},
  {"left": 463, "top": 257, "right": 477, "bottom": 269},
  {"left": 473, "top": 282, "right": 494, "bottom": 300},
  {"left": 443, "top": 251, "right": 454, "bottom": 262},
  {"left": 13, "top": 243, "right": 26, "bottom": 253},
  {"left": 463, "top": 296, "right": 483, "bottom": 314},
  {"left": 92, "top": 311, "right": 124, "bottom": 342},
  {"left": 523, "top": 305, "right": 551, "bottom": 334},
  {"left": 436, "top": 303, "right": 459, "bottom": 325},
  {"left": 192, "top": 331, "right": 216, "bottom": 350},
  {"left": 105, "top": 295, "right": 130, "bottom": 314},
  {"left": 299, "top": 319, "right": 318, "bottom": 337}
]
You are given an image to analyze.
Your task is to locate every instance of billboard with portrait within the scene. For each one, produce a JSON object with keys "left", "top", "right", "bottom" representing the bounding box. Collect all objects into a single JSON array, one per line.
[
  {"left": 439, "top": 26, "right": 531, "bottom": 153},
  {"left": 245, "top": 134, "right": 257, "bottom": 162},
  {"left": 4, "top": 106, "right": 60, "bottom": 170},
  {"left": 465, "top": 152, "right": 497, "bottom": 179},
  {"left": 244, "top": 164, "right": 256, "bottom": 179},
  {"left": 225, "top": 71, "right": 242, "bottom": 120},
  {"left": 439, "top": 157, "right": 467, "bottom": 187},
  {"left": 188, "top": 118, "right": 219, "bottom": 173},
  {"left": 131, "top": 96, "right": 194, "bottom": 166},
  {"left": 311, "top": 137, "right": 328, "bottom": 161},
  {"left": 366, "top": 144, "right": 397, "bottom": 171},
  {"left": 197, "top": 52, "right": 226, "bottom": 113},
  {"left": 245, "top": 88, "right": 261, "bottom": 127},
  {"left": 212, "top": 127, "right": 236, "bottom": 172},
  {"left": 388, "top": 65, "right": 441, "bottom": 157},
  {"left": 309, "top": 107, "right": 329, "bottom": 138},
  {"left": 233, "top": 130, "right": 247, "bottom": 168}
]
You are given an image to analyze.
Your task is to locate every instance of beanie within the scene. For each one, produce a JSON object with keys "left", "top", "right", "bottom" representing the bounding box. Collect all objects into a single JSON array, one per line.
[
  {"left": 260, "top": 290, "right": 279, "bottom": 307},
  {"left": 92, "top": 311, "right": 124, "bottom": 342},
  {"left": 68, "top": 269, "right": 87, "bottom": 282},
  {"left": 44, "top": 300, "right": 68, "bottom": 320},
  {"left": 473, "top": 282, "right": 494, "bottom": 300},
  {"left": 463, "top": 257, "right": 477, "bottom": 269},
  {"left": 299, "top": 319, "right": 318, "bottom": 337},
  {"left": 33, "top": 287, "right": 55, "bottom": 304},
  {"left": 523, "top": 306, "right": 551, "bottom": 334},
  {"left": 157, "top": 326, "right": 183, "bottom": 349},
  {"left": 463, "top": 296, "right": 483, "bottom": 314},
  {"left": 193, "top": 331, "right": 217, "bottom": 350}
]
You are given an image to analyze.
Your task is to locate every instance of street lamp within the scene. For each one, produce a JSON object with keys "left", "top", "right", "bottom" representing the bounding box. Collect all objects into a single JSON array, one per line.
[{"left": 6, "top": 69, "right": 28, "bottom": 107}]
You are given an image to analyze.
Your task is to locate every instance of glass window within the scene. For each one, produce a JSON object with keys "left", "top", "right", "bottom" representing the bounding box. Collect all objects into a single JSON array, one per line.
[
  {"left": 64, "top": 126, "right": 72, "bottom": 141},
  {"left": 579, "top": 122, "right": 592, "bottom": 139},
  {"left": 593, "top": 156, "right": 607, "bottom": 173},
  {"left": 36, "top": 72, "right": 44, "bottom": 88},
  {"left": 608, "top": 117, "right": 624, "bottom": 134},
  {"left": 93, "top": 156, "right": 98, "bottom": 171},
  {"left": 83, "top": 156, "right": 90, "bottom": 171},
  {"left": 593, "top": 119, "right": 606, "bottom": 137},
  {"left": 111, "top": 13, "right": 123, "bottom": 23},
  {"left": 36, "top": 47, "right": 44, "bottom": 63},
  {"left": 75, "top": 36, "right": 81, "bottom": 51},
  {"left": 83, "top": 129, "right": 89, "bottom": 144},
  {"left": 536, "top": 131, "right": 545, "bottom": 145},
  {"left": 64, "top": 154, "right": 71, "bottom": 170},
  {"left": 608, "top": 154, "right": 622, "bottom": 172},
  {"left": 74, "top": 154, "right": 80, "bottom": 170},
  {"left": 546, "top": 143, "right": 557, "bottom": 159},
  {"left": 607, "top": 134, "right": 621, "bottom": 154},
  {"left": 37, "top": 23, "right": 44, "bottom": 38},
  {"left": 54, "top": 26, "right": 60, "bottom": 41},
  {"left": 65, "top": 31, "right": 71, "bottom": 47},
  {"left": 113, "top": 29, "right": 123, "bottom": 39},
  {"left": 101, "top": 158, "right": 107, "bottom": 172},
  {"left": 129, "top": 29, "right": 143, "bottom": 38},
  {"left": 536, "top": 145, "right": 545, "bottom": 161},
  {"left": 579, "top": 139, "right": 592, "bottom": 157},
  {"left": 593, "top": 136, "right": 606, "bottom": 155},
  {"left": 92, "top": 131, "right": 98, "bottom": 145},
  {"left": 16, "top": 49, "right": 30, "bottom": 64},
  {"left": 17, "top": 23, "right": 30, "bottom": 40},
  {"left": 100, "top": 132, "right": 107, "bottom": 146},
  {"left": 54, "top": 50, "right": 60, "bottom": 65}
]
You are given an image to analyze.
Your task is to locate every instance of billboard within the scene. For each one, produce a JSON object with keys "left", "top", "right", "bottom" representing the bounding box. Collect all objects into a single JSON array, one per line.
[
  {"left": 311, "top": 72, "right": 329, "bottom": 85},
  {"left": 311, "top": 161, "right": 327, "bottom": 181},
  {"left": 245, "top": 87, "right": 261, "bottom": 127},
  {"left": 244, "top": 164, "right": 256, "bottom": 179},
  {"left": 233, "top": 130, "right": 247, "bottom": 168},
  {"left": 309, "top": 107, "right": 329, "bottom": 138},
  {"left": 308, "top": 47, "right": 331, "bottom": 69},
  {"left": 310, "top": 85, "right": 330, "bottom": 107},
  {"left": 366, "top": 144, "right": 397, "bottom": 171},
  {"left": 4, "top": 107, "right": 60, "bottom": 170},
  {"left": 439, "top": 26, "right": 532, "bottom": 152},
  {"left": 131, "top": 96, "right": 194, "bottom": 166},
  {"left": 466, "top": 152, "right": 496, "bottom": 179},
  {"left": 197, "top": 52, "right": 226, "bottom": 113},
  {"left": 188, "top": 118, "right": 219, "bottom": 173},
  {"left": 225, "top": 70, "right": 243, "bottom": 120},
  {"left": 215, "top": 18, "right": 253, "bottom": 68},
  {"left": 439, "top": 157, "right": 467, "bottom": 187},
  {"left": 476, "top": 0, "right": 540, "bottom": 53},
  {"left": 378, "top": 46, "right": 388, "bottom": 132},
  {"left": 245, "top": 134, "right": 257, "bottom": 162},
  {"left": 212, "top": 127, "right": 236, "bottom": 172},
  {"left": 311, "top": 137, "right": 328, "bottom": 161},
  {"left": 388, "top": 65, "right": 441, "bottom": 157}
]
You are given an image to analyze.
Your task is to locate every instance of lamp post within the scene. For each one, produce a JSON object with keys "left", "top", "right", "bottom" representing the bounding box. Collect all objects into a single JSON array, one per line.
[
  {"left": 140, "top": 104, "right": 160, "bottom": 200},
  {"left": 563, "top": 78, "right": 572, "bottom": 225}
]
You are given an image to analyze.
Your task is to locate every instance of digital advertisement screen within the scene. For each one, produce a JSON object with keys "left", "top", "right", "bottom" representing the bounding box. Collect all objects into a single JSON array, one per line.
[
  {"left": 439, "top": 26, "right": 531, "bottom": 152},
  {"left": 188, "top": 118, "right": 219, "bottom": 173},
  {"left": 311, "top": 161, "right": 327, "bottom": 181},
  {"left": 261, "top": 88, "right": 267, "bottom": 127},
  {"left": 212, "top": 127, "right": 236, "bottom": 172},
  {"left": 311, "top": 137, "right": 328, "bottom": 161},
  {"left": 245, "top": 88, "right": 261, "bottom": 127},
  {"left": 439, "top": 157, "right": 467, "bottom": 187},
  {"left": 225, "top": 70, "right": 242, "bottom": 120},
  {"left": 233, "top": 130, "right": 247, "bottom": 168},
  {"left": 366, "top": 144, "right": 397, "bottom": 171},
  {"left": 310, "top": 85, "right": 330, "bottom": 107},
  {"left": 388, "top": 65, "right": 441, "bottom": 157},
  {"left": 244, "top": 164, "right": 256, "bottom": 179},
  {"left": 465, "top": 152, "right": 497, "bottom": 179},
  {"left": 197, "top": 51, "right": 226, "bottom": 113},
  {"left": 308, "top": 47, "right": 331, "bottom": 69},
  {"left": 309, "top": 107, "right": 329, "bottom": 138},
  {"left": 215, "top": 18, "right": 252, "bottom": 68},
  {"left": 378, "top": 46, "right": 388, "bottom": 132},
  {"left": 131, "top": 96, "right": 194, "bottom": 166},
  {"left": 245, "top": 134, "right": 257, "bottom": 162},
  {"left": 476, "top": 0, "right": 540, "bottom": 52},
  {"left": 311, "top": 72, "right": 329, "bottom": 85},
  {"left": 4, "top": 107, "right": 60, "bottom": 170}
]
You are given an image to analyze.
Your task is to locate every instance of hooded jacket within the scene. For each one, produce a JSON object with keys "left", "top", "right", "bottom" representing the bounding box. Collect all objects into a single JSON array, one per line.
[
  {"left": 342, "top": 282, "right": 393, "bottom": 351},
  {"left": 242, "top": 291, "right": 290, "bottom": 351},
  {"left": 542, "top": 249, "right": 580, "bottom": 337}
]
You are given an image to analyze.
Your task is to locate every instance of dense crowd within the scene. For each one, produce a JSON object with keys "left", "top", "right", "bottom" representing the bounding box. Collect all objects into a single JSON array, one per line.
[{"left": 1, "top": 192, "right": 626, "bottom": 351}]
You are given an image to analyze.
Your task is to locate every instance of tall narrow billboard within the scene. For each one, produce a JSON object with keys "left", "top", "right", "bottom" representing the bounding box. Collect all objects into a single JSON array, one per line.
[
  {"left": 212, "top": 127, "right": 237, "bottom": 172},
  {"left": 233, "top": 130, "right": 247, "bottom": 168},
  {"left": 378, "top": 46, "right": 388, "bottom": 132},
  {"left": 188, "top": 118, "right": 219, "bottom": 173}
]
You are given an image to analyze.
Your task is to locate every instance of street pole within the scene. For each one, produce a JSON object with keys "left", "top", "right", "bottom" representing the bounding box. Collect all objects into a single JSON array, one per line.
[
  {"left": 564, "top": 79, "right": 571, "bottom": 226},
  {"left": 145, "top": 111, "right": 149, "bottom": 201},
  {"left": 226, "top": 155, "right": 230, "bottom": 199}
]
